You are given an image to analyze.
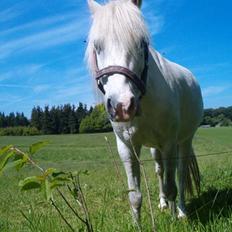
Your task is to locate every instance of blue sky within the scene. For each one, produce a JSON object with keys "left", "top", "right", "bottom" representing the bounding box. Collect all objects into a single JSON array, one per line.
[{"left": 0, "top": 0, "right": 231, "bottom": 117}]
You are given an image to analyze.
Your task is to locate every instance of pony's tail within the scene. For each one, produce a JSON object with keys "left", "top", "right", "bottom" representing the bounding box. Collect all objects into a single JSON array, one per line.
[{"left": 185, "top": 149, "right": 201, "bottom": 196}]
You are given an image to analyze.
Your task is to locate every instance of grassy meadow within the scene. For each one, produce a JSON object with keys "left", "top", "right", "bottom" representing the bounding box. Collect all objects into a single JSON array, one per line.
[{"left": 0, "top": 127, "right": 232, "bottom": 232}]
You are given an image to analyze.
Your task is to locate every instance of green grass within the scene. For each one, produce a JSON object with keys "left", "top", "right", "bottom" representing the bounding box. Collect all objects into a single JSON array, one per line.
[{"left": 0, "top": 127, "right": 232, "bottom": 232}]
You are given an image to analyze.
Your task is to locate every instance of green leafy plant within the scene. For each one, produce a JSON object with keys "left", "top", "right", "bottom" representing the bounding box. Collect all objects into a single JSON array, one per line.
[{"left": 0, "top": 142, "right": 93, "bottom": 232}]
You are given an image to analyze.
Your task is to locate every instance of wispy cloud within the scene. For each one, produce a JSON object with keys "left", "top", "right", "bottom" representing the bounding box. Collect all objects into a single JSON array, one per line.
[
  {"left": 145, "top": 14, "right": 164, "bottom": 36},
  {"left": 0, "top": 84, "right": 30, "bottom": 89},
  {"left": 0, "top": 64, "right": 43, "bottom": 82},
  {"left": 0, "top": 93, "right": 28, "bottom": 105},
  {"left": 202, "top": 86, "right": 229, "bottom": 97},
  {"left": 0, "top": 72, "right": 12, "bottom": 82},
  {"left": 0, "top": 4, "right": 23, "bottom": 22},
  {"left": 142, "top": 1, "right": 165, "bottom": 36},
  {"left": 33, "top": 84, "right": 50, "bottom": 94},
  {"left": 0, "top": 11, "right": 78, "bottom": 36},
  {"left": 191, "top": 62, "right": 232, "bottom": 74},
  {"left": 0, "top": 83, "right": 51, "bottom": 94},
  {"left": 0, "top": 16, "right": 88, "bottom": 59}
]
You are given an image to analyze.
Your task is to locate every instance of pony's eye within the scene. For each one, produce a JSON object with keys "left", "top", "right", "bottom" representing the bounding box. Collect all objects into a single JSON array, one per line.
[{"left": 101, "top": 76, "right": 108, "bottom": 85}]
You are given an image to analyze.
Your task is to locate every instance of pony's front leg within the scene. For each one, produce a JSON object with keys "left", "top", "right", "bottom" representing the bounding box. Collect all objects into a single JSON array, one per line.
[
  {"left": 150, "top": 148, "right": 168, "bottom": 210},
  {"left": 162, "top": 144, "right": 178, "bottom": 216},
  {"left": 116, "top": 136, "right": 142, "bottom": 223}
]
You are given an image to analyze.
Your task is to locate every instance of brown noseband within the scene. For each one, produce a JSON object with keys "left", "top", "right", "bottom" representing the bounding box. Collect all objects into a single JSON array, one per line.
[{"left": 93, "top": 42, "right": 149, "bottom": 98}]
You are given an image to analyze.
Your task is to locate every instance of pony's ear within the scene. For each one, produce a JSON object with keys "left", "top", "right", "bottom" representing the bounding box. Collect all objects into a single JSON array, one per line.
[
  {"left": 87, "top": 0, "right": 101, "bottom": 14},
  {"left": 131, "top": 0, "right": 142, "bottom": 8}
]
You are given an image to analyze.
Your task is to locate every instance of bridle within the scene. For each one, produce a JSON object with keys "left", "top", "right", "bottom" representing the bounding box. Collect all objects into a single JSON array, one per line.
[{"left": 92, "top": 42, "right": 149, "bottom": 99}]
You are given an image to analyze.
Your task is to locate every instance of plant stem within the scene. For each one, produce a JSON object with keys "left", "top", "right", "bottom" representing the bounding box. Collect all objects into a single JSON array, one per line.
[
  {"left": 56, "top": 188, "right": 86, "bottom": 224},
  {"left": 76, "top": 175, "right": 94, "bottom": 232},
  {"left": 128, "top": 130, "right": 156, "bottom": 232},
  {"left": 11, "top": 147, "right": 45, "bottom": 173},
  {"left": 104, "top": 136, "right": 126, "bottom": 188},
  {"left": 51, "top": 199, "right": 75, "bottom": 232}
]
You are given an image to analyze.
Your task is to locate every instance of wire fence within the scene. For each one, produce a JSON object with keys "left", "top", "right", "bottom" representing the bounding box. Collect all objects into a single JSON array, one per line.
[{"left": 73, "top": 149, "right": 232, "bottom": 165}]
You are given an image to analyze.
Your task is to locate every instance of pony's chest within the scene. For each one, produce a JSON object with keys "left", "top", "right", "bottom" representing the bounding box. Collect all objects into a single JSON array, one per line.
[{"left": 135, "top": 122, "right": 163, "bottom": 149}]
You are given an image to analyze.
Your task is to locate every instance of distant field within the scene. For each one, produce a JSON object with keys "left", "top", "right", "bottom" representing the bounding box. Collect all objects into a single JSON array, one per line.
[{"left": 0, "top": 127, "right": 232, "bottom": 232}]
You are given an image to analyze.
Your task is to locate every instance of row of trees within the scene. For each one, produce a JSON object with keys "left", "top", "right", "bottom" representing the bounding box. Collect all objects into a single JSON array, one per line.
[
  {"left": 1, "top": 105, "right": 231, "bottom": 136},
  {"left": 30, "top": 103, "right": 93, "bottom": 134},
  {"left": 0, "top": 112, "right": 29, "bottom": 128},
  {"left": 0, "top": 102, "right": 112, "bottom": 135},
  {"left": 201, "top": 106, "right": 232, "bottom": 127}
]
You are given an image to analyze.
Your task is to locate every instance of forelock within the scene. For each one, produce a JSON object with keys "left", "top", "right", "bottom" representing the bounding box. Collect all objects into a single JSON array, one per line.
[{"left": 86, "top": 0, "right": 149, "bottom": 73}]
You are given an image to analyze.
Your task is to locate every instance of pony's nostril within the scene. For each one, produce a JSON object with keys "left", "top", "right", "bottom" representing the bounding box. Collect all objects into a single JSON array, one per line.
[
  {"left": 107, "top": 98, "right": 113, "bottom": 110},
  {"left": 128, "top": 97, "right": 136, "bottom": 113},
  {"left": 107, "top": 98, "right": 112, "bottom": 110},
  {"left": 107, "top": 98, "right": 116, "bottom": 119}
]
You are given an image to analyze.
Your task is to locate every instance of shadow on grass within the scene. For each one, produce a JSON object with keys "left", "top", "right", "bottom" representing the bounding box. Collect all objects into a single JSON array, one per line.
[{"left": 187, "top": 187, "right": 232, "bottom": 224}]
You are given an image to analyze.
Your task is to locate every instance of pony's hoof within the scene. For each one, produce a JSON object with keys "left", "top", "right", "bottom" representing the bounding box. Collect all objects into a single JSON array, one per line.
[
  {"left": 158, "top": 198, "right": 168, "bottom": 211},
  {"left": 177, "top": 207, "right": 187, "bottom": 219}
]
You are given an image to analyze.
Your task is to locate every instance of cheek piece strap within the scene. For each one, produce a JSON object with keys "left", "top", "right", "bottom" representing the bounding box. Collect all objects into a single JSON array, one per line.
[{"left": 92, "top": 42, "right": 149, "bottom": 99}]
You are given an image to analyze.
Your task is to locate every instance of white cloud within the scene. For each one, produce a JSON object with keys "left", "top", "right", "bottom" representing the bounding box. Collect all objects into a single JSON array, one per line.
[
  {"left": 0, "top": 4, "right": 23, "bottom": 22},
  {"left": 146, "top": 14, "right": 164, "bottom": 36},
  {"left": 0, "top": 84, "right": 30, "bottom": 89},
  {"left": 0, "top": 64, "right": 43, "bottom": 82},
  {"left": 0, "top": 72, "right": 12, "bottom": 82},
  {"left": 0, "top": 16, "right": 88, "bottom": 59},
  {"left": 0, "top": 11, "right": 78, "bottom": 36},
  {"left": 33, "top": 84, "right": 50, "bottom": 94},
  {"left": 142, "top": 2, "right": 165, "bottom": 36},
  {"left": 202, "top": 86, "right": 228, "bottom": 97}
]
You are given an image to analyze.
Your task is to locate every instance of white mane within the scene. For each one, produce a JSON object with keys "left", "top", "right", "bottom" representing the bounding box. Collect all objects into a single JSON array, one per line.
[{"left": 86, "top": 0, "right": 149, "bottom": 73}]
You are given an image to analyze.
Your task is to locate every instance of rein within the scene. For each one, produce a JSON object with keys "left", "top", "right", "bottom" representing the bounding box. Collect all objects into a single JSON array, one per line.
[{"left": 93, "top": 42, "right": 149, "bottom": 98}]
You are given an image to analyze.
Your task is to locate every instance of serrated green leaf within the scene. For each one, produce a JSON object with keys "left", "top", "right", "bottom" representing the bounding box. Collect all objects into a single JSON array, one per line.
[
  {"left": 51, "top": 171, "right": 66, "bottom": 178},
  {"left": 50, "top": 180, "right": 66, "bottom": 189},
  {"left": 12, "top": 154, "right": 29, "bottom": 170},
  {"left": 44, "top": 168, "right": 56, "bottom": 177},
  {"left": 0, "top": 145, "right": 13, "bottom": 156},
  {"left": 51, "top": 171, "right": 71, "bottom": 183},
  {"left": 29, "top": 141, "right": 49, "bottom": 155},
  {"left": 0, "top": 151, "right": 15, "bottom": 172},
  {"left": 53, "top": 176, "right": 71, "bottom": 183},
  {"left": 2, "top": 159, "right": 24, "bottom": 173},
  {"left": 19, "top": 176, "right": 41, "bottom": 191},
  {"left": 44, "top": 179, "right": 52, "bottom": 202}
]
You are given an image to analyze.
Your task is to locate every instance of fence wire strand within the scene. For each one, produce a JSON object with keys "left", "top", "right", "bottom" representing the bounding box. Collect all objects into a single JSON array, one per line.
[{"left": 80, "top": 149, "right": 232, "bottom": 165}]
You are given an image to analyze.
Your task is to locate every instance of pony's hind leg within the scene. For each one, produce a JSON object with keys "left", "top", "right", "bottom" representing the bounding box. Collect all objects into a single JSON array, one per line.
[
  {"left": 178, "top": 138, "right": 200, "bottom": 219},
  {"left": 162, "top": 144, "right": 178, "bottom": 216},
  {"left": 150, "top": 148, "right": 168, "bottom": 210},
  {"left": 177, "top": 141, "right": 189, "bottom": 218}
]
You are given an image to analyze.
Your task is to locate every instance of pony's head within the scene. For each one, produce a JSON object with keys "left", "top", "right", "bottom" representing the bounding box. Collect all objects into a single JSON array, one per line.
[{"left": 86, "top": 0, "right": 149, "bottom": 122}]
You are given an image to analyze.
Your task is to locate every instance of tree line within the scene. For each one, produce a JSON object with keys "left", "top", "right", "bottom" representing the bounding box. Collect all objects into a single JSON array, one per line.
[
  {"left": 201, "top": 106, "right": 232, "bottom": 127},
  {"left": 0, "top": 105, "right": 231, "bottom": 136},
  {"left": 30, "top": 103, "right": 93, "bottom": 134},
  {"left": 0, "top": 112, "right": 29, "bottom": 128},
  {"left": 0, "top": 102, "right": 112, "bottom": 135}
]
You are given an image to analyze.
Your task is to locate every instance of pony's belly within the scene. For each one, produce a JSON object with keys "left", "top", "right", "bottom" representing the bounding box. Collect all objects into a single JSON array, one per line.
[
  {"left": 143, "top": 142, "right": 157, "bottom": 148},
  {"left": 138, "top": 128, "right": 162, "bottom": 149}
]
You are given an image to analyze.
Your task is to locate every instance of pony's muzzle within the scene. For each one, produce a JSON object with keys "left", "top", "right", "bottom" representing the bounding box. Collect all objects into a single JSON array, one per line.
[{"left": 107, "top": 97, "right": 137, "bottom": 122}]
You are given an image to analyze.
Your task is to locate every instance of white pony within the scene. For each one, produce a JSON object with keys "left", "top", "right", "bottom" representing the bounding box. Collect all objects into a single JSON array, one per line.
[{"left": 86, "top": 0, "right": 203, "bottom": 221}]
